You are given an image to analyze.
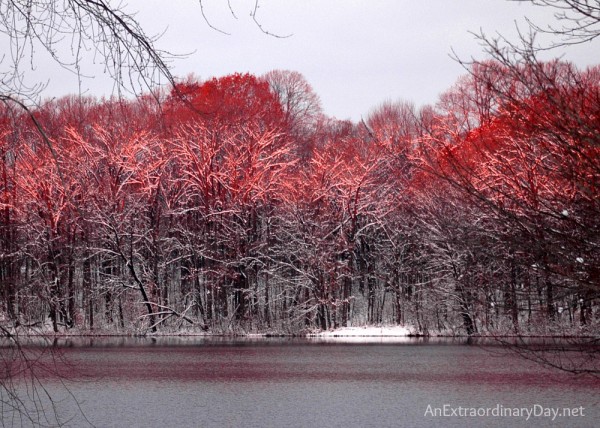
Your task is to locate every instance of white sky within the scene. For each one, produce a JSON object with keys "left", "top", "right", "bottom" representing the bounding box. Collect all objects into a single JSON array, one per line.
[{"left": 29, "top": 0, "right": 600, "bottom": 121}]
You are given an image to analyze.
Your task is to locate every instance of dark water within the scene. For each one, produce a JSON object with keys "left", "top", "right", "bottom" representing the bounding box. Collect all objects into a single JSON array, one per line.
[{"left": 2, "top": 337, "right": 599, "bottom": 427}]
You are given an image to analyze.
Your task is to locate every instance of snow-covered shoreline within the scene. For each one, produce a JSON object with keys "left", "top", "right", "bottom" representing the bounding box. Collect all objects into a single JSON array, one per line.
[{"left": 4, "top": 322, "right": 596, "bottom": 342}]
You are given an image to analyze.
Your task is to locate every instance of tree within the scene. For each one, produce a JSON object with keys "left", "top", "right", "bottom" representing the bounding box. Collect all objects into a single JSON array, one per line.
[
  {"left": 417, "top": 50, "right": 599, "bottom": 370},
  {"left": 262, "top": 70, "right": 324, "bottom": 162},
  {"left": 262, "top": 70, "right": 322, "bottom": 135},
  {"left": 0, "top": 0, "right": 176, "bottom": 105},
  {"left": 166, "top": 73, "right": 286, "bottom": 131},
  {"left": 0, "top": 1, "right": 276, "bottom": 423},
  {"left": 513, "top": 0, "right": 600, "bottom": 47}
]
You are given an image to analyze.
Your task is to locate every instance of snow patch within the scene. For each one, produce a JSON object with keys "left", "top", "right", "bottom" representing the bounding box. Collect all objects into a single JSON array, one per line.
[{"left": 309, "top": 325, "right": 413, "bottom": 342}]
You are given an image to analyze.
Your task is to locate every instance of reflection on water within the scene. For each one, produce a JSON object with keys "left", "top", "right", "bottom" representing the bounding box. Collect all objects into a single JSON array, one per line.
[{"left": 1, "top": 337, "right": 599, "bottom": 427}]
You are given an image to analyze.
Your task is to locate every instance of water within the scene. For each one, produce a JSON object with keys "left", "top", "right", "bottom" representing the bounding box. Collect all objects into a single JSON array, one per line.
[{"left": 2, "top": 337, "right": 598, "bottom": 427}]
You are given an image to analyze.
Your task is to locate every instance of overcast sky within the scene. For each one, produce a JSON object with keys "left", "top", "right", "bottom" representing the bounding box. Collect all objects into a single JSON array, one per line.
[{"left": 34, "top": 0, "right": 600, "bottom": 121}]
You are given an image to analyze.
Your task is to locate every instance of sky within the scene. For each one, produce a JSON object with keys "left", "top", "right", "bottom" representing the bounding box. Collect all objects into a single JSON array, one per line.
[{"left": 25, "top": 0, "right": 600, "bottom": 122}]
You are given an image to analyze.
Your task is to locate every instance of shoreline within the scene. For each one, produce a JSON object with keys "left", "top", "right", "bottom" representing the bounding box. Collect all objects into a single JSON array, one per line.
[{"left": 3, "top": 329, "right": 597, "bottom": 340}]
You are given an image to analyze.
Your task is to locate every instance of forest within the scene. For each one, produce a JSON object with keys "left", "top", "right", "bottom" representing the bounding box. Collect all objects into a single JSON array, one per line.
[{"left": 0, "top": 62, "right": 598, "bottom": 336}]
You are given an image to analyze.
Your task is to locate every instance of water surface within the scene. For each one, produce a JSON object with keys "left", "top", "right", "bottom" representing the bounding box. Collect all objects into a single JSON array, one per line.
[{"left": 2, "top": 337, "right": 598, "bottom": 427}]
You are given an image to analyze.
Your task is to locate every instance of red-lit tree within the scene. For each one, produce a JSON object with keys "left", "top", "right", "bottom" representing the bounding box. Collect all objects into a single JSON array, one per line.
[
  {"left": 414, "top": 60, "right": 599, "bottom": 340},
  {"left": 166, "top": 73, "right": 286, "bottom": 131}
]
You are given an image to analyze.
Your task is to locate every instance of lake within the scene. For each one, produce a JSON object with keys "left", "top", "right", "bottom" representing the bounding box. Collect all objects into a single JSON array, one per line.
[{"left": 2, "top": 337, "right": 598, "bottom": 427}]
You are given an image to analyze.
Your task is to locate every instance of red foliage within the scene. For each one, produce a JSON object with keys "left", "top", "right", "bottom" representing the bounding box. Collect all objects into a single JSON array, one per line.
[{"left": 166, "top": 72, "right": 286, "bottom": 131}]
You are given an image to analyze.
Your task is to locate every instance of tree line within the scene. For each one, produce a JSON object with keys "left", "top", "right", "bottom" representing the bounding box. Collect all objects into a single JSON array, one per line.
[{"left": 0, "top": 64, "right": 598, "bottom": 335}]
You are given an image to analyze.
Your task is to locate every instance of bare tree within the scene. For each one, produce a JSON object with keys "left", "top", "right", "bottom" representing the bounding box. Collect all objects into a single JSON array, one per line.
[
  {"left": 0, "top": 0, "right": 177, "bottom": 104},
  {"left": 262, "top": 70, "right": 323, "bottom": 161},
  {"left": 426, "top": 0, "right": 600, "bottom": 373},
  {"left": 513, "top": 0, "right": 600, "bottom": 47},
  {"left": 262, "top": 70, "right": 322, "bottom": 133}
]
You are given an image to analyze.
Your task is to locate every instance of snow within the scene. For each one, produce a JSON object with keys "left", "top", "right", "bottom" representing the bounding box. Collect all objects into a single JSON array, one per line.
[
  {"left": 576, "top": 257, "right": 584, "bottom": 264},
  {"left": 317, "top": 325, "right": 412, "bottom": 336},
  {"left": 561, "top": 209, "right": 569, "bottom": 217},
  {"left": 308, "top": 325, "right": 414, "bottom": 343}
]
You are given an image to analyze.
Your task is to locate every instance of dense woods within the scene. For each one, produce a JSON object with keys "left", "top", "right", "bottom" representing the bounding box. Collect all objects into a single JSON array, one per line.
[{"left": 0, "top": 64, "right": 598, "bottom": 336}]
